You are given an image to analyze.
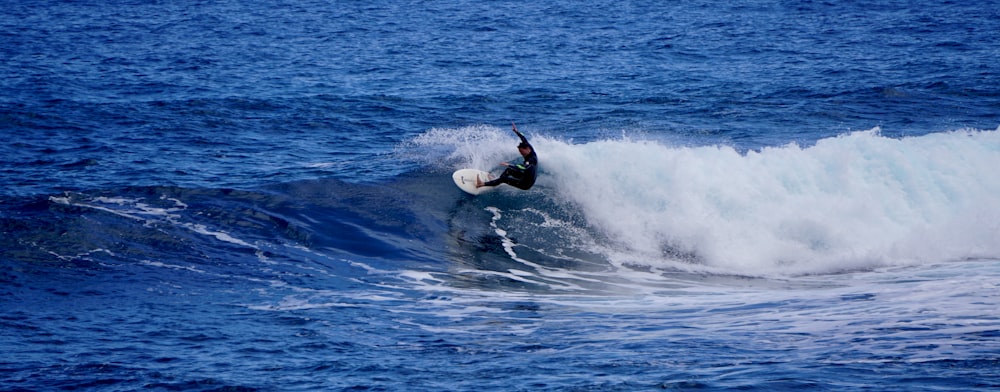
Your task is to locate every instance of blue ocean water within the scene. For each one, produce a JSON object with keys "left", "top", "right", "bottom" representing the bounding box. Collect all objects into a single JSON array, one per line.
[{"left": 2, "top": 0, "right": 1000, "bottom": 390}]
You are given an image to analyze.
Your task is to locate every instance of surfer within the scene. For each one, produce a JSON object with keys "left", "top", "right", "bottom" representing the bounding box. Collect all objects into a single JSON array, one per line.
[{"left": 476, "top": 123, "right": 538, "bottom": 190}]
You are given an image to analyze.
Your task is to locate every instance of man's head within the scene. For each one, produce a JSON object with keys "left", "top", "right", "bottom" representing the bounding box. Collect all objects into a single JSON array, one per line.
[{"left": 517, "top": 142, "right": 531, "bottom": 156}]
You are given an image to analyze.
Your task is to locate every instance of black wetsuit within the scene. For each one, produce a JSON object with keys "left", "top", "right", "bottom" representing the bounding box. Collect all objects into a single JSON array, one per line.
[{"left": 484, "top": 131, "right": 537, "bottom": 190}]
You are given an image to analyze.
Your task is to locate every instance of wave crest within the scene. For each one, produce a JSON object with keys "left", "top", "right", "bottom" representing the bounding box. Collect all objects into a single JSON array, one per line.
[{"left": 539, "top": 127, "right": 1000, "bottom": 275}]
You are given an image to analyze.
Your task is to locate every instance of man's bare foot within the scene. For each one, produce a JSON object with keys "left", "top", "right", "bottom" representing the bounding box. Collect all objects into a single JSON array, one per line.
[{"left": 475, "top": 175, "right": 484, "bottom": 188}]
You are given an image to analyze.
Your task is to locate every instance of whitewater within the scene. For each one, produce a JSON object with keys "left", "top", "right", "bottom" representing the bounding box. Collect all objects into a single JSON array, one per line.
[{"left": 411, "top": 126, "right": 1000, "bottom": 277}]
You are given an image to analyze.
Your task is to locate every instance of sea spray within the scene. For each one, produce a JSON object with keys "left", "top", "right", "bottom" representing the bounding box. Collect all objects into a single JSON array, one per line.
[{"left": 402, "top": 125, "right": 1000, "bottom": 275}]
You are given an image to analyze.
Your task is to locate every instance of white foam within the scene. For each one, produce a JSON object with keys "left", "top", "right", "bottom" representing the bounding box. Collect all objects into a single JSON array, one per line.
[
  {"left": 139, "top": 259, "right": 207, "bottom": 274},
  {"left": 539, "top": 127, "right": 1000, "bottom": 276},
  {"left": 51, "top": 192, "right": 262, "bottom": 250},
  {"left": 400, "top": 124, "right": 526, "bottom": 172},
  {"left": 403, "top": 126, "right": 1000, "bottom": 277},
  {"left": 186, "top": 223, "right": 256, "bottom": 248}
]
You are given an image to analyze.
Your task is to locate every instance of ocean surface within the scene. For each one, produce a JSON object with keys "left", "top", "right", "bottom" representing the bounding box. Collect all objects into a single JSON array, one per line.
[{"left": 2, "top": 0, "right": 999, "bottom": 390}]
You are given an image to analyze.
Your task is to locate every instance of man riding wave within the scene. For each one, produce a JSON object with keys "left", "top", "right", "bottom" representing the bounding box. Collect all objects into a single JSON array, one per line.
[{"left": 476, "top": 122, "right": 537, "bottom": 190}]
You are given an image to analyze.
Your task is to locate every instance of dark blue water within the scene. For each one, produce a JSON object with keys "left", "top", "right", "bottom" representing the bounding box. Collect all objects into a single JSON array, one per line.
[{"left": 3, "top": 1, "right": 1000, "bottom": 390}]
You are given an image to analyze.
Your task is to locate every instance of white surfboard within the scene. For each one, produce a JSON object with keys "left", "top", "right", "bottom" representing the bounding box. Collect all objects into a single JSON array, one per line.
[{"left": 452, "top": 169, "right": 495, "bottom": 195}]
